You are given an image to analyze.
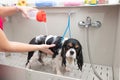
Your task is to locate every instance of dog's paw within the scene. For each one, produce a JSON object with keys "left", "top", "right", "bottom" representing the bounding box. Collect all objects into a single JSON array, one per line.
[
  {"left": 25, "top": 63, "right": 32, "bottom": 69},
  {"left": 26, "top": 66, "right": 31, "bottom": 69},
  {"left": 41, "top": 62, "right": 47, "bottom": 66},
  {"left": 65, "top": 67, "right": 71, "bottom": 72},
  {"left": 56, "top": 71, "right": 62, "bottom": 75}
]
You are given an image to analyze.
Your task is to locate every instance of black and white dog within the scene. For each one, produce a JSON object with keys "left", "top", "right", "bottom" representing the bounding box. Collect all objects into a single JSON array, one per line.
[{"left": 26, "top": 35, "right": 83, "bottom": 75}]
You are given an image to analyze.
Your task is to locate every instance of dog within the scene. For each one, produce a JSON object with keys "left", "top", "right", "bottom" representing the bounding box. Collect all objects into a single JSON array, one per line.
[{"left": 26, "top": 35, "right": 83, "bottom": 75}]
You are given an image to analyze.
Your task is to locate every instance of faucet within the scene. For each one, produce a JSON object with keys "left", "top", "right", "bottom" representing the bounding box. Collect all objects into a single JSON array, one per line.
[
  {"left": 78, "top": 16, "right": 101, "bottom": 28},
  {"left": 85, "top": 17, "right": 91, "bottom": 28}
]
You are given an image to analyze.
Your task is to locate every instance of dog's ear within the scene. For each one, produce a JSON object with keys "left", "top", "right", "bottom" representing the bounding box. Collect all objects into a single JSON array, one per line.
[
  {"left": 61, "top": 43, "right": 66, "bottom": 67},
  {"left": 76, "top": 48, "right": 83, "bottom": 71},
  {"left": 52, "top": 37, "right": 62, "bottom": 58}
]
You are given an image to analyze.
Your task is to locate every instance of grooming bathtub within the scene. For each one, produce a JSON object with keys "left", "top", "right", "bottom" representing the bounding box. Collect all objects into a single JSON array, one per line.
[
  {"left": 1, "top": 5, "right": 120, "bottom": 80},
  {"left": 0, "top": 53, "right": 113, "bottom": 80},
  {"left": 0, "top": 64, "right": 81, "bottom": 80}
]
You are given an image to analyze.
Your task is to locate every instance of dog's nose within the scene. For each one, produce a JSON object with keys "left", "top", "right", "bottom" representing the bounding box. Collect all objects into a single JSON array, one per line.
[{"left": 70, "top": 51, "right": 74, "bottom": 55}]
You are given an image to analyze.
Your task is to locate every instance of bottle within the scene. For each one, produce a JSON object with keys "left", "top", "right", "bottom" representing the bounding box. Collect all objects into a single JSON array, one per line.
[
  {"left": 98, "top": 0, "right": 105, "bottom": 4},
  {"left": 27, "top": 10, "right": 46, "bottom": 22},
  {"left": 84, "top": 0, "right": 90, "bottom": 4},
  {"left": 108, "top": 0, "right": 119, "bottom": 4},
  {"left": 90, "top": 0, "right": 97, "bottom": 5},
  {"left": 18, "top": 0, "right": 27, "bottom": 6}
]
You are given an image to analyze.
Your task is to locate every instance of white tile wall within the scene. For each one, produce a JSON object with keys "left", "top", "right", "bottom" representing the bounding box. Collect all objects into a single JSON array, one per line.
[
  {"left": 119, "top": 68, "right": 120, "bottom": 80},
  {"left": 113, "top": 5, "right": 120, "bottom": 80}
]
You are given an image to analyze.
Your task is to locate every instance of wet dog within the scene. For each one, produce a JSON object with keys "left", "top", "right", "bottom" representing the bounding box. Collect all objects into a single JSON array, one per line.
[{"left": 26, "top": 35, "right": 83, "bottom": 75}]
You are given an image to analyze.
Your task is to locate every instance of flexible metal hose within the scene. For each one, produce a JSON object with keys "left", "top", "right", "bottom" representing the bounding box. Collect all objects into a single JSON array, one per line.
[{"left": 86, "top": 27, "right": 103, "bottom": 80}]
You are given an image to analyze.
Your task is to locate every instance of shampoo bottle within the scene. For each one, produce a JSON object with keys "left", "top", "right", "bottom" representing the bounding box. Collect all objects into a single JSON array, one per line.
[
  {"left": 27, "top": 10, "right": 46, "bottom": 22},
  {"left": 90, "top": 0, "right": 97, "bottom": 4}
]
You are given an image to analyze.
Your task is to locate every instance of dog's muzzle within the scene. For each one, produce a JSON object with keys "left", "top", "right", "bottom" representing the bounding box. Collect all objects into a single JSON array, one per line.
[{"left": 66, "top": 48, "right": 76, "bottom": 59}]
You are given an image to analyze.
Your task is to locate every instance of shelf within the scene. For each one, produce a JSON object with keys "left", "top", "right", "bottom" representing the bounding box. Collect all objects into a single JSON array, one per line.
[
  {"left": 31, "top": 3, "right": 120, "bottom": 8},
  {"left": 1, "top": 2, "right": 120, "bottom": 8}
]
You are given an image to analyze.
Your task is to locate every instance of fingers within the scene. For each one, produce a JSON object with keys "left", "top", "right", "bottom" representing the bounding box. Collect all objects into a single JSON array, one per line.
[
  {"left": 48, "top": 44, "right": 56, "bottom": 48},
  {"left": 45, "top": 44, "right": 55, "bottom": 55},
  {"left": 38, "top": 44, "right": 55, "bottom": 55},
  {"left": 22, "top": 13, "right": 29, "bottom": 19},
  {"left": 47, "top": 49, "right": 53, "bottom": 55},
  {"left": 19, "top": 6, "right": 38, "bottom": 19}
]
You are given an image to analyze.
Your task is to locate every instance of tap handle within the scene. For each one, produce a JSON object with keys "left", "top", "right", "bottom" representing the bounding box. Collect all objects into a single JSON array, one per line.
[{"left": 86, "top": 16, "right": 91, "bottom": 27}]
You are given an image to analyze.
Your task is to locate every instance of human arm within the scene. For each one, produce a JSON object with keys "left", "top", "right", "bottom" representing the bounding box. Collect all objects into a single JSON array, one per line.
[
  {"left": 0, "top": 6, "right": 37, "bottom": 18},
  {"left": 0, "top": 6, "right": 19, "bottom": 17},
  {"left": 0, "top": 29, "right": 55, "bottom": 54}
]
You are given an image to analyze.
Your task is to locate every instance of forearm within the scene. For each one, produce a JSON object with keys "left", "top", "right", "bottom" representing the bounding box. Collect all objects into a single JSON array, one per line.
[
  {"left": 0, "top": 29, "right": 40, "bottom": 52},
  {"left": 4, "top": 42, "right": 40, "bottom": 52},
  {"left": 0, "top": 6, "right": 18, "bottom": 17},
  {"left": 0, "top": 29, "right": 54, "bottom": 54}
]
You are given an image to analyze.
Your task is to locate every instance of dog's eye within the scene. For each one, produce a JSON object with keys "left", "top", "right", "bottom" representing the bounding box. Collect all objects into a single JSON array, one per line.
[
  {"left": 75, "top": 47, "right": 79, "bottom": 51},
  {"left": 75, "top": 47, "right": 79, "bottom": 49},
  {"left": 66, "top": 46, "right": 70, "bottom": 49}
]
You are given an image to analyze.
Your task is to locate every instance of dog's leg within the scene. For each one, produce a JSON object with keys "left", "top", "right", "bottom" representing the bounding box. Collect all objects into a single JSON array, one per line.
[
  {"left": 52, "top": 55, "right": 62, "bottom": 75},
  {"left": 26, "top": 62, "right": 31, "bottom": 69},
  {"left": 26, "top": 51, "right": 40, "bottom": 69},
  {"left": 38, "top": 52, "right": 46, "bottom": 66},
  {"left": 65, "top": 67, "right": 71, "bottom": 72},
  {"left": 64, "top": 61, "right": 72, "bottom": 72},
  {"left": 52, "top": 60, "right": 62, "bottom": 75}
]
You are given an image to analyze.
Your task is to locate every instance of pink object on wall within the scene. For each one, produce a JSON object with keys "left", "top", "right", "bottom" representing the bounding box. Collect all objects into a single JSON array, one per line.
[
  {"left": 98, "top": 0, "right": 105, "bottom": 4},
  {"left": 64, "top": 2, "right": 81, "bottom": 6},
  {"left": 0, "top": 17, "right": 3, "bottom": 30}
]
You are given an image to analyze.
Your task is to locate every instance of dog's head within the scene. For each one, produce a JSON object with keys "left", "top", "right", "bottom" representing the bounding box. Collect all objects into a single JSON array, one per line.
[{"left": 61, "top": 38, "right": 83, "bottom": 71}]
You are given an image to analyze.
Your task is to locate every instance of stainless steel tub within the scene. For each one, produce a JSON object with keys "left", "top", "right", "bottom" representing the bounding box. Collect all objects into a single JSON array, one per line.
[{"left": 0, "top": 64, "right": 80, "bottom": 80}]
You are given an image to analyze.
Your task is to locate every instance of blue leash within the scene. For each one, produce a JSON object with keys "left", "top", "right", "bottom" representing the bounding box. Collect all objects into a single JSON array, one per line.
[
  {"left": 57, "top": 13, "right": 72, "bottom": 49},
  {"left": 61, "top": 14, "right": 72, "bottom": 41}
]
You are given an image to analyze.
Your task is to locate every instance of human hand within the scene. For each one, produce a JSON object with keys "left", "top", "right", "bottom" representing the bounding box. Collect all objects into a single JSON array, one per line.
[
  {"left": 39, "top": 44, "right": 55, "bottom": 55},
  {"left": 17, "top": 6, "right": 38, "bottom": 19}
]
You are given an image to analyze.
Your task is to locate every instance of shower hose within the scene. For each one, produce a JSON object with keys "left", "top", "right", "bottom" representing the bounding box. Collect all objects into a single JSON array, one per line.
[{"left": 86, "top": 27, "right": 103, "bottom": 80}]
